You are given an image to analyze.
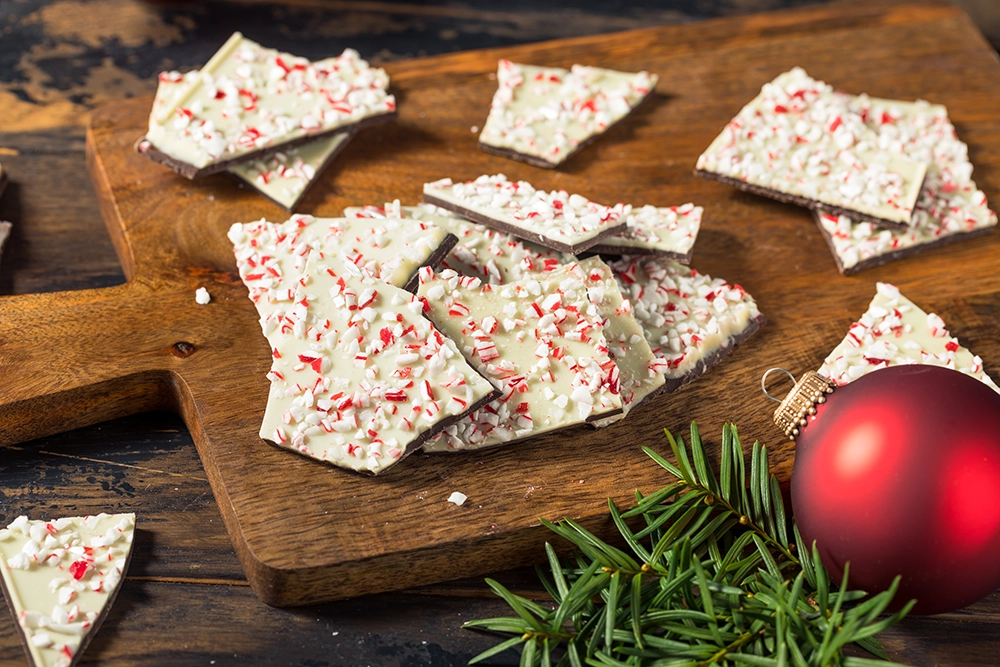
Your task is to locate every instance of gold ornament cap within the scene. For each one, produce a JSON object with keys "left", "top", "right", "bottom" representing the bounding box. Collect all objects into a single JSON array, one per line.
[{"left": 761, "top": 369, "right": 837, "bottom": 440}]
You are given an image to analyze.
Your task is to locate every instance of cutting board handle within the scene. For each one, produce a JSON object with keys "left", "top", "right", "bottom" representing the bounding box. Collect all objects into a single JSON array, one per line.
[{"left": 0, "top": 282, "right": 184, "bottom": 447}]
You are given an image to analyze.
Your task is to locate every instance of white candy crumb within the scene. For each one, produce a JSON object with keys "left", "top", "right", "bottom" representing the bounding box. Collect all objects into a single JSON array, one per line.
[
  {"left": 195, "top": 287, "right": 211, "bottom": 305},
  {"left": 447, "top": 491, "right": 468, "bottom": 506},
  {"left": 470, "top": 125, "right": 480, "bottom": 133}
]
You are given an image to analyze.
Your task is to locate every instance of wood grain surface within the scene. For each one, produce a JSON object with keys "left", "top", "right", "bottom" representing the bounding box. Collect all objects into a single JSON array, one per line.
[
  {"left": 3, "top": 0, "right": 1000, "bottom": 610},
  {"left": 2, "top": 0, "right": 1000, "bottom": 663}
]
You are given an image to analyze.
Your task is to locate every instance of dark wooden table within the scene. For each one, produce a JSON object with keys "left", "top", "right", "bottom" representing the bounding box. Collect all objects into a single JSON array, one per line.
[{"left": 1, "top": 1, "right": 999, "bottom": 665}]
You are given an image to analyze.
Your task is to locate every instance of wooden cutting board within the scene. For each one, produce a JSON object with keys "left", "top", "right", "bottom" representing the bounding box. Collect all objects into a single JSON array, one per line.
[{"left": 2, "top": 0, "right": 999, "bottom": 607}]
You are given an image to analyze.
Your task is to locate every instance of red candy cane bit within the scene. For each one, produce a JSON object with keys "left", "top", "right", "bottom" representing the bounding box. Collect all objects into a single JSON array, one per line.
[
  {"left": 945, "top": 340, "right": 959, "bottom": 352},
  {"left": 69, "top": 560, "right": 89, "bottom": 581}
]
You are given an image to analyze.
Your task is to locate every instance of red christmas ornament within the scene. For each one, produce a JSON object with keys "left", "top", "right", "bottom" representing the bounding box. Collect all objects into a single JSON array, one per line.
[{"left": 773, "top": 365, "right": 1000, "bottom": 615}]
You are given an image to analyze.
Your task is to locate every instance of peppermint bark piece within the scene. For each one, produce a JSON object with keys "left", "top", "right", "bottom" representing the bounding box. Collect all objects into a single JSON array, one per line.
[
  {"left": 610, "top": 257, "right": 765, "bottom": 392},
  {"left": 478, "top": 60, "right": 657, "bottom": 168},
  {"left": 813, "top": 98, "right": 997, "bottom": 273},
  {"left": 0, "top": 513, "right": 135, "bottom": 667},
  {"left": 261, "top": 253, "right": 498, "bottom": 474},
  {"left": 423, "top": 174, "right": 628, "bottom": 254},
  {"left": 575, "top": 257, "right": 666, "bottom": 427},
  {"left": 818, "top": 282, "right": 999, "bottom": 391},
  {"left": 227, "top": 131, "right": 353, "bottom": 211},
  {"left": 695, "top": 68, "right": 927, "bottom": 230},
  {"left": 588, "top": 203, "right": 702, "bottom": 262},
  {"left": 418, "top": 263, "right": 623, "bottom": 453},
  {"left": 345, "top": 201, "right": 571, "bottom": 283},
  {"left": 139, "top": 32, "right": 395, "bottom": 178},
  {"left": 228, "top": 214, "right": 456, "bottom": 326}
]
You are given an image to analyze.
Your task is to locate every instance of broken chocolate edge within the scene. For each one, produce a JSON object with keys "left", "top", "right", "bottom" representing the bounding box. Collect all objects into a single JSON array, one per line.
[
  {"left": 694, "top": 168, "right": 913, "bottom": 231},
  {"left": 136, "top": 110, "right": 396, "bottom": 180},
  {"left": 811, "top": 211, "right": 997, "bottom": 275},
  {"left": 401, "top": 233, "right": 459, "bottom": 294},
  {"left": 422, "top": 193, "right": 629, "bottom": 255},
  {"left": 476, "top": 85, "right": 658, "bottom": 169},
  {"left": 227, "top": 130, "right": 357, "bottom": 213},
  {"left": 661, "top": 313, "right": 768, "bottom": 394}
]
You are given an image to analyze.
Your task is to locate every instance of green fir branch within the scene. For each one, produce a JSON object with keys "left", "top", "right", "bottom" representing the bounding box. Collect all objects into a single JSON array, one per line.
[{"left": 464, "top": 423, "right": 914, "bottom": 667}]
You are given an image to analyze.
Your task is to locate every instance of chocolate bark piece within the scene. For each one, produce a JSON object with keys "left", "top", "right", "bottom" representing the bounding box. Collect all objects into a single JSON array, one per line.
[
  {"left": 587, "top": 203, "right": 702, "bottom": 262},
  {"left": 138, "top": 32, "right": 396, "bottom": 179},
  {"left": 0, "top": 513, "right": 136, "bottom": 667},
  {"left": 228, "top": 214, "right": 456, "bottom": 330},
  {"left": 423, "top": 174, "right": 628, "bottom": 255},
  {"left": 227, "top": 131, "right": 354, "bottom": 211},
  {"left": 811, "top": 97, "right": 997, "bottom": 273},
  {"left": 695, "top": 67, "right": 927, "bottom": 230},
  {"left": 818, "top": 282, "right": 999, "bottom": 391},
  {"left": 346, "top": 201, "right": 572, "bottom": 283},
  {"left": 260, "top": 253, "right": 498, "bottom": 474},
  {"left": 574, "top": 257, "right": 666, "bottom": 427},
  {"left": 0, "top": 164, "right": 8, "bottom": 200},
  {"left": 478, "top": 60, "right": 657, "bottom": 168},
  {"left": 418, "top": 262, "right": 624, "bottom": 452},
  {"left": 609, "top": 256, "right": 765, "bottom": 392}
]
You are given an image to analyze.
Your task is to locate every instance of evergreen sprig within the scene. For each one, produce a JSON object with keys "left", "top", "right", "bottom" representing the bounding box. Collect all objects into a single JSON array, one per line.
[{"left": 464, "top": 423, "right": 915, "bottom": 667}]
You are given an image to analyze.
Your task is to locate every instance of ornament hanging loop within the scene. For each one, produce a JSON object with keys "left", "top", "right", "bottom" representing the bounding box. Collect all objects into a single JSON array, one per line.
[
  {"left": 763, "top": 370, "right": 837, "bottom": 440},
  {"left": 761, "top": 368, "right": 796, "bottom": 403}
]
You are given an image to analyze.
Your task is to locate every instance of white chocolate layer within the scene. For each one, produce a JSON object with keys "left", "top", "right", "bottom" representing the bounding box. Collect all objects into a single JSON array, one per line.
[
  {"left": 424, "top": 174, "right": 628, "bottom": 253},
  {"left": 418, "top": 262, "right": 623, "bottom": 452},
  {"left": 260, "top": 253, "right": 495, "bottom": 473},
  {"left": 816, "top": 97, "right": 996, "bottom": 270},
  {"left": 228, "top": 214, "right": 450, "bottom": 325},
  {"left": 0, "top": 513, "right": 135, "bottom": 667},
  {"left": 345, "top": 201, "right": 572, "bottom": 284},
  {"left": 228, "top": 132, "right": 351, "bottom": 210},
  {"left": 592, "top": 203, "right": 702, "bottom": 259},
  {"left": 696, "top": 68, "right": 926, "bottom": 227},
  {"left": 479, "top": 60, "right": 657, "bottom": 166},
  {"left": 146, "top": 33, "right": 394, "bottom": 170},
  {"left": 610, "top": 257, "right": 762, "bottom": 383},
  {"left": 818, "top": 282, "right": 999, "bottom": 391}
]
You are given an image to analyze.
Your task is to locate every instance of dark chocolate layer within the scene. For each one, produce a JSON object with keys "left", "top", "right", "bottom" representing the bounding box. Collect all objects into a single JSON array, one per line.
[
  {"left": 695, "top": 168, "right": 918, "bottom": 231},
  {"left": 423, "top": 193, "right": 628, "bottom": 255},
  {"left": 136, "top": 110, "right": 395, "bottom": 180},
  {"left": 811, "top": 211, "right": 997, "bottom": 275}
]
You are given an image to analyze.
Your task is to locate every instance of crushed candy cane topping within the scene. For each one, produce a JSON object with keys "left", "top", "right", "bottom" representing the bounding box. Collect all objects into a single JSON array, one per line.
[
  {"left": 227, "top": 132, "right": 351, "bottom": 210},
  {"left": 345, "top": 201, "right": 571, "bottom": 284},
  {"left": 146, "top": 32, "right": 394, "bottom": 170},
  {"left": 228, "top": 214, "right": 449, "bottom": 326},
  {"left": 696, "top": 67, "right": 926, "bottom": 226},
  {"left": 818, "top": 282, "right": 999, "bottom": 390},
  {"left": 816, "top": 98, "right": 996, "bottom": 271},
  {"left": 575, "top": 257, "right": 665, "bottom": 427},
  {"left": 424, "top": 174, "right": 628, "bottom": 252},
  {"left": 0, "top": 513, "right": 135, "bottom": 667},
  {"left": 259, "top": 253, "right": 495, "bottom": 473},
  {"left": 594, "top": 203, "right": 702, "bottom": 259},
  {"left": 609, "top": 257, "right": 762, "bottom": 382},
  {"left": 419, "top": 261, "right": 623, "bottom": 452},
  {"left": 479, "top": 60, "right": 657, "bottom": 165}
]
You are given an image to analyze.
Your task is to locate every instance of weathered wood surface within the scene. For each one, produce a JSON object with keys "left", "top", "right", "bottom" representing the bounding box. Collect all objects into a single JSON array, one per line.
[{"left": 2, "top": 0, "right": 1000, "bottom": 664}]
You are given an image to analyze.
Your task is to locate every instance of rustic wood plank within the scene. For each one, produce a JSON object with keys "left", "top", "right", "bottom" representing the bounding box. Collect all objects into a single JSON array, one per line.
[{"left": 4, "top": 0, "right": 1000, "bottom": 608}]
